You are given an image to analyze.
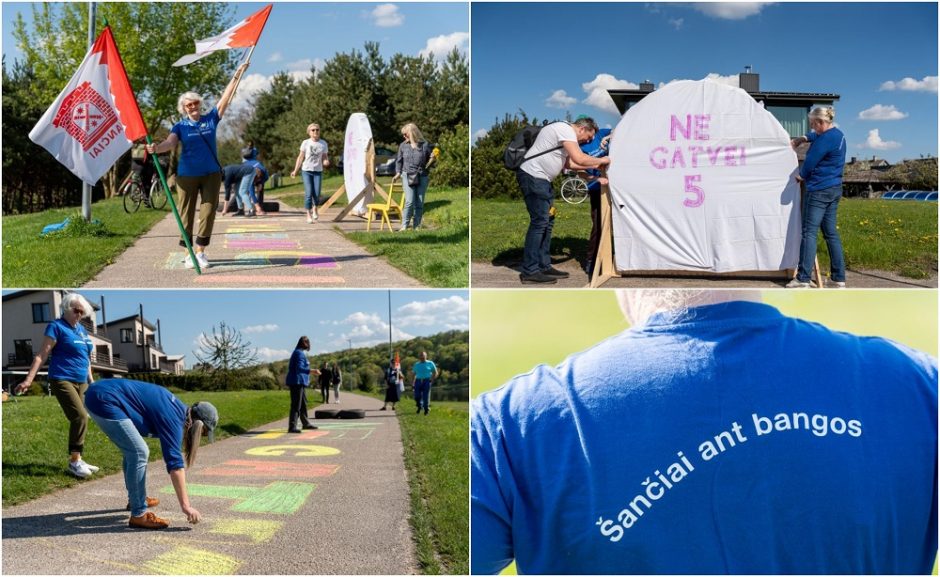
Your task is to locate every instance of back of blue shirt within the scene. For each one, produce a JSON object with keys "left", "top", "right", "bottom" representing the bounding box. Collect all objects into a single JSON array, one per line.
[
  {"left": 286, "top": 349, "right": 310, "bottom": 386},
  {"left": 85, "top": 379, "right": 188, "bottom": 472},
  {"left": 471, "top": 302, "right": 938, "bottom": 575},
  {"left": 45, "top": 319, "right": 92, "bottom": 383},
  {"left": 800, "top": 127, "right": 846, "bottom": 192}
]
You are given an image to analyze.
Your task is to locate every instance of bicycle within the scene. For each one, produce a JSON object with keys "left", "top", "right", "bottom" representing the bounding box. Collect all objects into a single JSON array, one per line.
[
  {"left": 559, "top": 172, "right": 589, "bottom": 204},
  {"left": 120, "top": 168, "right": 169, "bottom": 213}
]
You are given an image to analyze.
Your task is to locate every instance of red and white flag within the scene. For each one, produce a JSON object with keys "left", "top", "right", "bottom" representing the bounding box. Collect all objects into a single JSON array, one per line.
[
  {"left": 393, "top": 351, "right": 401, "bottom": 371},
  {"left": 29, "top": 27, "right": 147, "bottom": 185},
  {"left": 173, "top": 4, "right": 273, "bottom": 67}
]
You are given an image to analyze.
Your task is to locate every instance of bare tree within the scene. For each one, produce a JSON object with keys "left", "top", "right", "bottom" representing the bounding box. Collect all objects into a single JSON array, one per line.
[{"left": 192, "top": 322, "right": 258, "bottom": 388}]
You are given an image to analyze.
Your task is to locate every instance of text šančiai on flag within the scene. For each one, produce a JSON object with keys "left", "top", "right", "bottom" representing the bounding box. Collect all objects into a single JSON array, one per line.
[
  {"left": 173, "top": 4, "right": 273, "bottom": 67},
  {"left": 28, "top": 26, "right": 147, "bottom": 186}
]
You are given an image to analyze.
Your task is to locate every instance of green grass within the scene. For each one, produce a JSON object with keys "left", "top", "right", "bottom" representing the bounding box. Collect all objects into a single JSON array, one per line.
[
  {"left": 471, "top": 197, "right": 938, "bottom": 278},
  {"left": 1, "top": 390, "right": 288, "bottom": 506},
  {"left": 2, "top": 197, "right": 169, "bottom": 287},
  {"left": 275, "top": 175, "right": 470, "bottom": 287}
]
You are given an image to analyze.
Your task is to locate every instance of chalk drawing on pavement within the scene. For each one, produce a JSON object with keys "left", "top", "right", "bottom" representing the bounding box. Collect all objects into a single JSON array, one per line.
[
  {"left": 244, "top": 444, "right": 341, "bottom": 457},
  {"left": 234, "top": 251, "right": 339, "bottom": 268},
  {"left": 201, "top": 459, "right": 340, "bottom": 479},
  {"left": 162, "top": 481, "right": 315, "bottom": 515},
  {"left": 313, "top": 422, "right": 380, "bottom": 439},
  {"left": 209, "top": 518, "right": 283, "bottom": 543},
  {"left": 248, "top": 429, "right": 329, "bottom": 440},
  {"left": 141, "top": 545, "right": 240, "bottom": 575}
]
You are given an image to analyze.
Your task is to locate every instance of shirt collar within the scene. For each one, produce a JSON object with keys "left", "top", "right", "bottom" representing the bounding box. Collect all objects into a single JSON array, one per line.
[{"left": 641, "top": 301, "right": 784, "bottom": 329}]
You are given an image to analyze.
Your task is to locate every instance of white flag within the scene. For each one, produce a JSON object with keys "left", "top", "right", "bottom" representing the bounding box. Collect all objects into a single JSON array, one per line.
[
  {"left": 173, "top": 4, "right": 273, "bottom": 67},
  {"left": 29, "top": 27, "right": 147, "bottom": 185}
]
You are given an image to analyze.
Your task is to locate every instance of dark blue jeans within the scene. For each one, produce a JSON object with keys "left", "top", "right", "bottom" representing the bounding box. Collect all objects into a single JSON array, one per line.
[
  {"left": 414, "top": 378, "right": 432, "bottom": 411},
  {"left": 517, "top": 171, "right": 554, "bottom": 275},
  {"left": 798, "top": 185, "right": 846, "bottom": 282},
  {"left": 302, "top": 171, "right": 323, "bottom": 210}
]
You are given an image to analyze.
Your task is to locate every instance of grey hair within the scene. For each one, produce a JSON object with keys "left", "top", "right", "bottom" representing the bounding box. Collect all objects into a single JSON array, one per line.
[
  {"left": 808, "top": 106, "right": 835, "bottom": 124},
  {"left": 177, "top": 92, "right": 204, "bottom": 116},
  {"left": 59, "top": 292, "right": 93, "bottom": 319},
  {"left": 616, "top": 290, "right": 763, "bottom": 326},
  {"left": 572, "top": 117, "right": 600, "bottom": 133}
]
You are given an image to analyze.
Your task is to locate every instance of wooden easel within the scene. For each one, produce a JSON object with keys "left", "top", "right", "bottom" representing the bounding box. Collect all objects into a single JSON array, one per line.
[
  {"left": 589, "top": 174, "right": 817, "bottom": 288},
  {"left": 319, "top": 139, "right": 392, "bottom": 221}
]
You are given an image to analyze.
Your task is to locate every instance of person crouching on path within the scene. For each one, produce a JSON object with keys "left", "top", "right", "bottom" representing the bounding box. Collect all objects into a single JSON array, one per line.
[
  {"left": 516, "top": 117, "right": 611, "bottom": 285},
  {"left": 15, "top": 292, "right": 99, "bottom": 479},
  {"left": 84, "top": 378, "right": 218, "bottom": 530},
  {"left": 286, "top": 336, "right": 319, "bottom": 433},
  {"left": 148, "top": 62, "right": 248, "bottom": 270}
]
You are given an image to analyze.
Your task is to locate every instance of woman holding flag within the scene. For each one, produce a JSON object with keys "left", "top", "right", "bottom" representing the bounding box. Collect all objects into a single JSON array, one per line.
[{"left": 147, "top": 63, "right": 248, "bottom": 269}]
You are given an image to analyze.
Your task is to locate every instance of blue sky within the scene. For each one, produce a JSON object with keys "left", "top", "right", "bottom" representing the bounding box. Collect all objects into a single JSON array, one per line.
[
  {"left": 2, "top": 2, "right": 469, "bottom": 113},
  {"left": 4, "top": 290, "right": 468, "bottom": 368},
  {"left": 472, "top": 2, "right": 938, "bottom": 162}
]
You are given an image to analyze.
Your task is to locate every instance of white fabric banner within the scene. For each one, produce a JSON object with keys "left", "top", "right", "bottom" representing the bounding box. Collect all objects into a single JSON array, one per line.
[
  {"left": 608, "top": 79, "right": 801, "bottom": 272},
  {"left": 343, "top": 113, "right": 373, "bottom": 215}
]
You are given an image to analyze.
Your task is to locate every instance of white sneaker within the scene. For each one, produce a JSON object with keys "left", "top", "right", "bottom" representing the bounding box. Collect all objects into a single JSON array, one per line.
[
  {"left": 68, "top": 460, "right": 93, "bottom": 479},
  {"left": 306, "top": 214, "right": 313, "bottom": 224},
  {"left": 785, "top": 278, "right": 815, "bottom": 289},
  {"left": 312, "top": 212, "right": 319, "bottom": 221},
  {"left": 824, "top": 278, "right": 846, "bottom": 289},
  {"left": 79, "top": 459, "right": 99, "bottom": 473},
  {"left": 183, "top": 254, "right": 196, "bottom": 269},
  {"left": 196, "top": 252, "right": 210, "bottom": 269}
]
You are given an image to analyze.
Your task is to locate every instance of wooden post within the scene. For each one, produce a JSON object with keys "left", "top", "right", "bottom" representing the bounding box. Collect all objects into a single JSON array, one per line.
[{"left": 590, "top": 171, "right": 617, "bottom": 288}]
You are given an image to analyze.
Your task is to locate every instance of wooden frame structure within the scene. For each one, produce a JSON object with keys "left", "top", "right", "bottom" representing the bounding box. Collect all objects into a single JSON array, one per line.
[
  {"left": 589, "top": 180, "right": 821, "bottom": 288},
  {"left": 319, "top": 139, "right": 393, "bottom": 221}
]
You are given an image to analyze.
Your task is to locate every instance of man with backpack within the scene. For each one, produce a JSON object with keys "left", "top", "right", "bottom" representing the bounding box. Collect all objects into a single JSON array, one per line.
[{"left": 509, "top": 117, "right": 611, "bottom": 284}]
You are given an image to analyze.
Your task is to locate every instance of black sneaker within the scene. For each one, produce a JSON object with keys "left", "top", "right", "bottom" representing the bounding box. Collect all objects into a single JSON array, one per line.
[
  {"left": 287, "top": 429, "right": 301, "bottom": 434},
  {"left": 416, "top": 407, "right": 421, "bottom": 414},
  {"left": 302, "top": 424, "right": 318, "bottom": 430},
  {"left": 541, "top": 266, "right": 570, "bottom": 278},
  {"left": 520, "top": 272, "right": 558, "bottom": 284}
]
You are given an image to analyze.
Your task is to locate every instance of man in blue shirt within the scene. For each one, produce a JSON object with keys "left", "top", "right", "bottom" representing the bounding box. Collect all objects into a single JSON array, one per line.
[
  {"left": 412, "top": 351, "right": 440, "bottom": 415},
  {"left": 471, "top": 290, "right": 937, "bottom": 574},
  {"left": 578, "top": 127, "right": 612, "bottom": 277}
]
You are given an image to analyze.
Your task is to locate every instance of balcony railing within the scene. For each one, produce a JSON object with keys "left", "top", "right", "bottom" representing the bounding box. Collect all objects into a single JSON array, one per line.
[{"left": 89, "top": 351, "right": 128, "bottom": 372}]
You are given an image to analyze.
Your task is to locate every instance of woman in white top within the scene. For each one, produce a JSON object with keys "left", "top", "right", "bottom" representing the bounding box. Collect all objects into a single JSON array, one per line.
[{"left": 290, "top": 123, "right": 330, "bottom": 223}]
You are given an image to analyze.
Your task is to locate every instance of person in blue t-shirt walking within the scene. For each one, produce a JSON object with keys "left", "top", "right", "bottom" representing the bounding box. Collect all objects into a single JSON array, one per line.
[
  {"left": 85, "top": 378, "right": 218, "bottom": 530},
  {"left": 15, "top": 293, "right": 99, "bottom": 479},
  {"left": 787, "top": 106, "right": 848, "bottom": 289},
  {"left": 412, "top": 351, "right": 440, "bottom": 415},
  {"left": 471, "top": 289, "right": 937, "bottom": 575}
]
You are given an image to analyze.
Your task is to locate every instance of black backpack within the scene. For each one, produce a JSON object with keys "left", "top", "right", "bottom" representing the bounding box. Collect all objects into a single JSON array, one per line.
[{"left": 503, "top": 124, "right": 563, "bottom": 170}]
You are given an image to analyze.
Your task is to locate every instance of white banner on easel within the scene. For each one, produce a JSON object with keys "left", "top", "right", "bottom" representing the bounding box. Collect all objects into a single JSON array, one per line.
[
  {"left": 343, "top": 112, "right": 373, "bottom": 215},
  {"left": 608, "top": 79, "right": 801, "bottom": 272}
]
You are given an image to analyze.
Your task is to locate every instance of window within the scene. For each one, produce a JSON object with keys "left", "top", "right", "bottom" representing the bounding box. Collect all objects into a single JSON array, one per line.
[
  {"left": 32, "top": 303, "right": 52, "bottom": 323},
  {"left": 120, "top": 328, "right": 132, "bottom": 343},
  {"left": 14, "top": 339, "right": 33, "bottom": 363},
  {"left": 767, "top": 106, "right": 809, "bottom": 138}
]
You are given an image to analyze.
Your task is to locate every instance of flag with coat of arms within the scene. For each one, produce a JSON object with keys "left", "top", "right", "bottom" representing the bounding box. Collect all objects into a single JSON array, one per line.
[{"left": 28, "top": 26, "right": 147, "bottom": 185}]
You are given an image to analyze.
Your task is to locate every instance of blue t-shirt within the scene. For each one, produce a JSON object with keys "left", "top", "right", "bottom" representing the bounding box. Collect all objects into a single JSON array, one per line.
[
  {"left": 413, "top": 360, "right": 437, "bottom": 380},
  {"left": 286, "top": 349, "right": 310, "bottom": 387},
  {"left": 579, "top": 128, "right": 612, "bottom": 192},
  {"left": 85, "top": 379, "right": 188, "bottom": 472},
  {"left": 171, "top": 108, "right": 221, "bottom": 177},
  {"left": 801, "top": 127, "right": 846, "bottom": 192},
  {"left": 44, "top": 318, "right": 92, "bottom": 383},
  {"left": 471, "top": 301, "right": 938, "bottom": 575}
]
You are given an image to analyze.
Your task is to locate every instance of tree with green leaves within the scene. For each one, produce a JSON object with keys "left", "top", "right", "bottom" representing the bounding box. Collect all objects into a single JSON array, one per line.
[
  {"left": 241, "top": 72, "right": 297, "bottom": 172},
  {"left": 192, "top": 322, "right": 259, "bottom": 390}
]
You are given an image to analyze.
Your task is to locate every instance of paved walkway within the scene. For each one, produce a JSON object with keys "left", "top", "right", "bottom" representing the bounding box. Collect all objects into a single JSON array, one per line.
[
  {"left": 473, "top": 258, "right": 938, "bottom": 289},
  {"left": 2, "top": 393, "right": 418, "bottom": 575},
  {"left": 85, "top": 194, "right": 423, "bottom": 288}
]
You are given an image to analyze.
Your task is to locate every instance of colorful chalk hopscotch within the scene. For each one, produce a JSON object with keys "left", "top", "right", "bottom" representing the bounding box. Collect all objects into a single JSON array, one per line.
[
  {"left": 162, "top": 223, "right": 340, "bottom": 271},
  {"left": 139, "top": 420, "right": 382, "bottom": 574}
]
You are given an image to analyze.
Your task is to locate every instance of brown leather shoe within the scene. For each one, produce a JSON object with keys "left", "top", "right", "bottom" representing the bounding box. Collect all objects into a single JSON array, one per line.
[
  {"left": 126, "top": 496, "right": 160, "bottom": 510},
  {"left": 128, "top": 511, "right": 169, "bottom": 529}
]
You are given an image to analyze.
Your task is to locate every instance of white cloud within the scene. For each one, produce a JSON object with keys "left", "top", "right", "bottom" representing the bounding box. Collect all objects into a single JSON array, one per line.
[
  {"left": 661, "top": 73, "right": 739, "bottom": 88},
  {"left": 395, "top": 296, "right": 469, "bottom": 330},
  {"left": 254, "top": 347, "right": 291, "bottom": 361},
  {"left": 267, "top": 51, "right": 283, "bottom": 63},
  {"left": 242, "top": 324, "right": 279, "bottom": 334},
  {"left": 581, "top": 73, "right": 639, "bottom": 115},
  {"left": 473, "top": 128, "right": 489, "bottom": 142},
  {"left": 546, "top": 89, "right": 578, "bottom": 109},
  {"left": 668, "top": 17, "right": 684, "bottom": 29},
  {"left": 286, "top": 58, "right": 325, "bottom": 75},
  {"left": 858, "top": 104, "right": 908, "bottom": 121},
  {"left": 370, "top": 4, "right": 404, "bottom": 27},
  {"left": 419, "top": 32, "right": 469, "bottom": 59},
  {"left": 859, "top": 129, "right": 901, "bottom": 150},
  {"left": 326, "top": 311, "right": 415, "bottom": 348},
  {"left": 879, "top": 76, "right": 938, "bottom": 93},
  {"left": 693, "top": 2, "right": 773, "bottom": 20}
]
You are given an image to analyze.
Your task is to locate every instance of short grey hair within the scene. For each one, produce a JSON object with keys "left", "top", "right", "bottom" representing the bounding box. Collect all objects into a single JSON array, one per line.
[
  {"left": 808, "top": 106, "right": 835, "bottom": 124},
  {"left": 60, "top": 292, "right": 93, "bottom": 319},
  {"left": 177, "top": 92, "right": 204, "bottom": 116},
  {"left": 572, "top": 117, "right": 600, "bottom": 133}
]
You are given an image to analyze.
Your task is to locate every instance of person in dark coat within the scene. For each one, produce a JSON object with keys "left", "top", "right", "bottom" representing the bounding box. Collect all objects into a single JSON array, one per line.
[{"left": 286, "top": 336, "right": 319, "bottom": 433}]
